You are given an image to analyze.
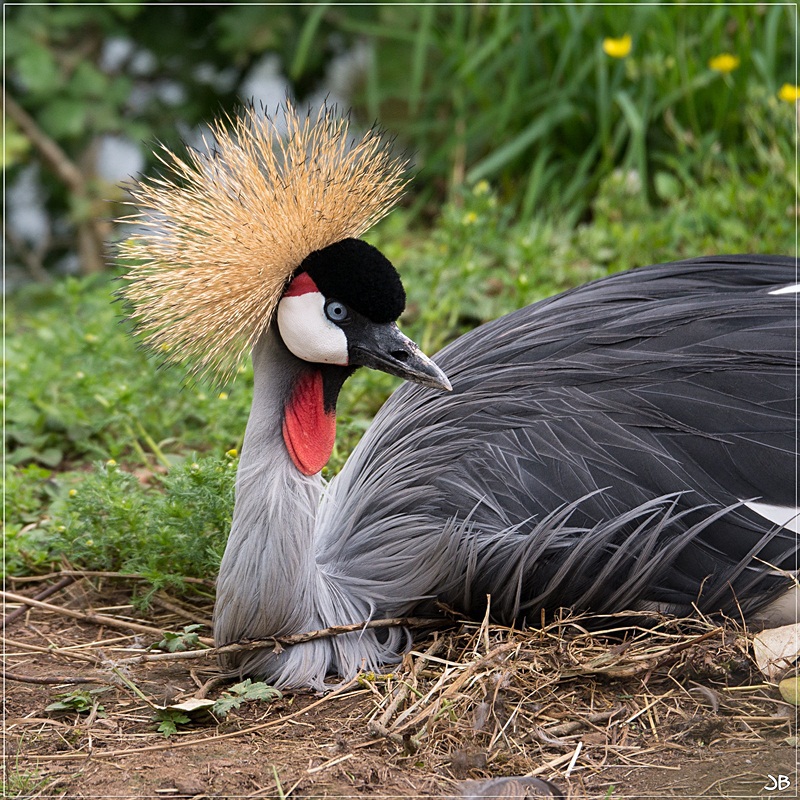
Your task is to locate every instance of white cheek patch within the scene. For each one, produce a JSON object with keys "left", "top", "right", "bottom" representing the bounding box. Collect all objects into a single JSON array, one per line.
[
  {"left": 769, "top": 284, "right": 800, "bottom": 295},
  {"left": 277, "top": 292, "right": 349, "bottom": 366}
]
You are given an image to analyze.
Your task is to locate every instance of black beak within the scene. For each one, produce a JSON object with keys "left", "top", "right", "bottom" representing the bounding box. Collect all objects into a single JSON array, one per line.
[{"left": 349, "top": 322, "right": 452, "bottom": 391}]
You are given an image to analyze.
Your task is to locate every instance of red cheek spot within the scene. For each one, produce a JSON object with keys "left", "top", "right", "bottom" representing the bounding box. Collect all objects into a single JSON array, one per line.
[
  {"left": 283, "top": 272, "right": 318, "bottom": 297},
  {"left": 282, "top": 370, "right": 336, "bottom": 475}
]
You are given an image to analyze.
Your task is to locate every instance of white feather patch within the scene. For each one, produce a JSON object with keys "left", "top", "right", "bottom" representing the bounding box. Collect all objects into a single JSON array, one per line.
[
  {"left": 769, "top": 284, "right": 800, "bottom": 295},
  {"left": 277, "top": 292, "right": 349, "bottom": 366},
  {"left": 743, "top": 500, "right": 800, "bottom": 534}
]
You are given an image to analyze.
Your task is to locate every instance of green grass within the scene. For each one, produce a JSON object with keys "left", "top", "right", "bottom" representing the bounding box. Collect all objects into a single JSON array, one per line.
[
  {"left": 4, "top": 4, "right": 795, "bottom": 287},
  {"left": 337, "top": 4, "right": 796, "bottom": 221},
  {"left": 5, "top": 275, "right": 253, "bottom": 469},
  {"left": 0, "top": 759, "right": 59, "bottom": 798},
  {"left": 5, "top": 149, "right": 796, "bottom": 593}
]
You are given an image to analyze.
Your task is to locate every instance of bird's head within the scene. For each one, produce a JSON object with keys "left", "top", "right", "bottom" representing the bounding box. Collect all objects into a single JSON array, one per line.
[
  {"left": 276, "top": 238, "right": 450, "bottom": 391},
  {"left": 119, "top": 102, "right": 447, "bottom": 385},
  {"left": 118, "top": 102, "right": 450, "bottom": 474}
]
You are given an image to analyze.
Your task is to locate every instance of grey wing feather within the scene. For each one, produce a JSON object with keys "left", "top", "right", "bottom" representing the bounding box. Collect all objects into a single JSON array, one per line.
[{"left": 315, "top": 255, "right": 797, "bottom": 625}]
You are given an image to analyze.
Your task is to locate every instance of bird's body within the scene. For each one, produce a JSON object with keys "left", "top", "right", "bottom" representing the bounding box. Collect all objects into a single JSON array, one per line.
[
  {"left": 215, "top": 253, "right": 798, "bottom": 689},
  {"left": 121, "top": 105, "right": 797, "bottom": 692}
]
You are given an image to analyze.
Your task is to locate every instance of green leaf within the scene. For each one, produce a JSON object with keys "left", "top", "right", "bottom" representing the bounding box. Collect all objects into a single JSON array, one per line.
[
  {"left": 228, "top": 679, "right": 257, "bottom": 696},
  {"left": 37, "top": 448, "right": 64, "bottom": 468},
  {"left": 466, "top": 104, "right": 576, "bottom": 183},
  {"left": 39, "top": 98, "right": 86, "bottom": 139},
  {"left": 654, "top": 171, "right": 681, "bottom": 202},
  {"left": 289, "top": 5, "right": 329, "bottom": 81},
  {"left": 155, "top": 709, "right": 191, "bottom": 737},
  {"left": 14, "top": 43, "right": 61, "bottom": 94},
  {"left": 109, "top": 2, "right": 144, "bottom": 21},
  {"left": 153, "top": 624, "right": 206, "bottom": 652},
  {"left": 46, "top": 688, "right": 107, "bottom": 714},
  {"left": 46, "top": 696, "right": 90, "bottom": 713},
  {"left": 239, "top": 681, "right": 282, "bottom": 702},
  {"left": 211, "top": 680, "right": 281, "bottom": 718},
  {"left": 211, "top": 693, "right": 242, "bottom": 718},
  {"left": 69, "top": 62, "right": 109, "bottom": 98},
  {"left": 2, "top": 119, "right": 31, "bottom": 168}
]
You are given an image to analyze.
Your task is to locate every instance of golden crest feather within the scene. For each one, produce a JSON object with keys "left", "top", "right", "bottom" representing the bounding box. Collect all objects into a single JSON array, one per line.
[{"left": 118, "top": 102, "right": 409, "bottom": 382}]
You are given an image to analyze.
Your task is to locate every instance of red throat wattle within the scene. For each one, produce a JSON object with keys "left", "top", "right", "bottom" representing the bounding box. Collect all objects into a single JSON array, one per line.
[{"left": 282, "top": 370, "right": 336, "bottom": 475}]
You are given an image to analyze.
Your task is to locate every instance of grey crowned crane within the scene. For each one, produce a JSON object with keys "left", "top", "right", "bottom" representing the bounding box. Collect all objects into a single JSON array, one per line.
[{"left": 121, "top": 104, "right": 798, "bottom": 691}]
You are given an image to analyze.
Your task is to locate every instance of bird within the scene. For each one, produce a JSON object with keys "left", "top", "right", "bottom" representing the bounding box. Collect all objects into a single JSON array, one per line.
[{"left": 120, "top": 103, "right": 798, "bottom": 691}]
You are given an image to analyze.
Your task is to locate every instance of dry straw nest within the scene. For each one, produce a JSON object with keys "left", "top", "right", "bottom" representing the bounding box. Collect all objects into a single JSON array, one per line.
[
  {"left": 361, "top": 609, "right": 791, "bottom": 781},
  {"left": 4, "top": 577, "right": 794, "bottom": 795}
]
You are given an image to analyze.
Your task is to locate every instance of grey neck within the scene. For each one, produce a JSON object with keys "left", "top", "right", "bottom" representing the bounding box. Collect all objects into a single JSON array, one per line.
[
  {"left": 211, "top": 327, "right": 411, "bottom": 689},
  {"left": 213, "top": 327, "right": 323, "bottom": 642}
]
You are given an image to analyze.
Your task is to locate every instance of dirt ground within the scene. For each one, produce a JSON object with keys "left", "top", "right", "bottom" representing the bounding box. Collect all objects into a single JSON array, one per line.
[{"left": 2, "top": 576, "right": 797, "bottom": 799}]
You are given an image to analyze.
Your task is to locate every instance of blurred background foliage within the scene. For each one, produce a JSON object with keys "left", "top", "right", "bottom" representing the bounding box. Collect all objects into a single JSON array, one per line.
[
  {"left": 4, "top": 1, "right": 797, "bottom": 280},
  {"left": 4, "top": 1, "right": 798, "bottom": 585}
]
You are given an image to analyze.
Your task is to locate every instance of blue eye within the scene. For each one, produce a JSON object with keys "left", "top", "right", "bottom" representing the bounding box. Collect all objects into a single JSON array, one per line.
[{"left": 325, "top": 300, "right": 349, "bottom": 323}]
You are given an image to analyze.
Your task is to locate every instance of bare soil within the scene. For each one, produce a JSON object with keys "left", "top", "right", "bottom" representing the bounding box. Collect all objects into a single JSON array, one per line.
[{"left": 2, "top": 576, "right": 796, "bottom": 799}]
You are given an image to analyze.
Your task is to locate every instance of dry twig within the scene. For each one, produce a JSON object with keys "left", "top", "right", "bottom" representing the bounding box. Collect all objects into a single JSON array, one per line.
[
  {"left": 2, "top": 576, "right": 79, "bottom": 629},
  {"left": 4, "top": 671, "right": 103, "bottom": 686},
  {"left": 1, "top": 590, "right": 207, "bottom": 642},
  {"left": 114, "top": 617, "right": 449, "bottom": 665}
]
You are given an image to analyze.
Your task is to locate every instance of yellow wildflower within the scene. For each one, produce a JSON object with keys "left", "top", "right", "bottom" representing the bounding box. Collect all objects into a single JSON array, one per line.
[
  {"left": 106, "top": 459, "right": 117, "bottom": 467},
  {"left": 603, "top": 34, "right": 632, "bottom": 59},
  {"left": 708, "top": 53, "right": 740, "bottom": 73},
  {"left": 462, "top": 211, "right": 478, "bottom": 225},
  {"left": 226, "top": 448, "right": 238, "bottom": 458},
  {"left": 778, "top": 83, "right": 800, "bottom": 103},
  {"left": 69, "top": 489, "right": 78, "bottom": 497},
  {"left": 218, "top": 392, "right": 228, "bottom": 400}
]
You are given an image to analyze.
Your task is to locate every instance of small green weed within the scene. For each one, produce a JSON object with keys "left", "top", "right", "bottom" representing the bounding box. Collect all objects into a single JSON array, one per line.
[
  {"left": 4, "top": 463, "right": 69, "bottom": 575},
  {"left": 150, "top": 680, "right": 281, "bottom": 736},
  {"left": 4, "top": 457, "right": 235, "bottom": 597},
  {"left": 212, "top": 679, "right": 283, "bottom": 719},
  {"left": 5, "top": 463, "right": 57, "bottom": 523},
  {"left": 153, "top": 624, "right": 208, "bottom": 653},
  {"left": 0, "top": 760, "right": 56, "bottom": 798},
  {"left": 45, "top": 687, "right": 108, "bottom": 715},
  {"left": 108, "top": 666, "right": 214, "bottom": 737},
  {"left": 51, "top": 458, "right": 234, "bottom": 599},
  {"left": 154, "top": 707, "right": 192, "bottom": 738}
]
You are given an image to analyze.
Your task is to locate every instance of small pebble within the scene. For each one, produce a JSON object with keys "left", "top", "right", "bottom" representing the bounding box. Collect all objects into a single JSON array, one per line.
[{"left": 460, "top": 776, "right": 563, "bottom": 799}]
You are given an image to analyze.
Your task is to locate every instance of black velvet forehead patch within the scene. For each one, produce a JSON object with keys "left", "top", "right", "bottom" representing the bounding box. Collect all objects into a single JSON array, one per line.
[{"left": 297, "top": 238, "right": 406, "bottom": 323}]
